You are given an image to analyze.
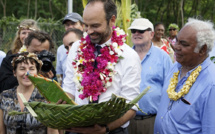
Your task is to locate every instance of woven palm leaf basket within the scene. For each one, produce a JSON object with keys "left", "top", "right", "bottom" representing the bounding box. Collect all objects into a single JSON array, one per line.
[{"left": 10, "top": 74, "right": 150, "bottom": 129}]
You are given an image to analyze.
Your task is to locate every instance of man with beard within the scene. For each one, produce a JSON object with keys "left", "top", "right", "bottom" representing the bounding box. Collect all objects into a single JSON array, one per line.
[
  {"left": 62, "top": 0, "right": 141, "bottom": 133},
  {"left": 127, "top": 18, "right": 173, "bottom": 134},
  {"left": 154, "top": 18, "right": 215, "bottom": 134}
]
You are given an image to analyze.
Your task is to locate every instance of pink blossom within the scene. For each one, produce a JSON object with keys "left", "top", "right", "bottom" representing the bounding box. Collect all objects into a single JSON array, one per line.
[{"left": 73, "top": 26, "right": 126, "bottom": 101}]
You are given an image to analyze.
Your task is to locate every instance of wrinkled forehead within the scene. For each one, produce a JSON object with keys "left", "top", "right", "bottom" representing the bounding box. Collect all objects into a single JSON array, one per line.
[
  {"left": 178, "top": 25, "right": 196, "bottom": 37},
  {"left": 177, "top": 25, "right": 197, "bottom": 44}
]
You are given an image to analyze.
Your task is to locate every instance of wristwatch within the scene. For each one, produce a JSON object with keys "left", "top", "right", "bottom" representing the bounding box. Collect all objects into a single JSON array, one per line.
[{"left": 105, "top": 125, "right": 110, "bottom": 134}]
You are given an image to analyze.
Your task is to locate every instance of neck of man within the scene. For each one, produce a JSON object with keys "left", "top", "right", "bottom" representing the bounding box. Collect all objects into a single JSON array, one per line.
[
  {"left": 134, "top": 42, "right": 152, "bottom": 60},
  {"left": 180, "top": 56, "right": 207, "bottom": 78}
]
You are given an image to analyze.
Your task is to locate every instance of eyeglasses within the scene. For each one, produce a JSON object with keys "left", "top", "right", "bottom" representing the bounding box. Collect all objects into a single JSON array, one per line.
[
  {"left": 169, "top": 28, "right": 176, "bottom": 31},
  {"left": 131, "top": 29, "right": 151, "bottom": 34}
]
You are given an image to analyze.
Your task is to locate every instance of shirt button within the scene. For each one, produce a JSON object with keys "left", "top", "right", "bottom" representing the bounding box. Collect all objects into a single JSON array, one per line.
[
  {"left": 161, "top": 116, "right": 163, "bottom": 119},
  {"left": 157, "top": 132, "right": 159, "bottom": 134}
]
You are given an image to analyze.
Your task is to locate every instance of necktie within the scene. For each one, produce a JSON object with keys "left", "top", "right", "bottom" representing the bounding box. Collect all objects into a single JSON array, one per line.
[
  {"left": 96, "top": 45, "right": 102, "bottom": 56},
  {"left": 89, "top": 45, "right": 102, "bottom": 103},
  {"left": 94, "top": 45, "right": 102, "bottom": 68}
]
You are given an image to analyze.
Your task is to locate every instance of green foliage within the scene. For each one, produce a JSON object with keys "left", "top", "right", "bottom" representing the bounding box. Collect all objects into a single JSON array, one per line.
[
  {"left": 131, "top": 4, "right": 141, "bottom": 21},
  {"left": 1, "top": 0, "right": 215, "bottom": 51},
  {"left": 134, "top": 0, "right": 215, "bottom": 31},
  {"left": 115, "top": 2, "right": 141, "bottom": 46},
  {"left": 211, "top": 56, "right": 215, "bottom": 64}
]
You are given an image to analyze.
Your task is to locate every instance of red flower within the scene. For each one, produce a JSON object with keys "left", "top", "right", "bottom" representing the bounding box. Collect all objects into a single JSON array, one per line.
[{"left": 73, "top": 27, "right": 126, "bottom": 101}]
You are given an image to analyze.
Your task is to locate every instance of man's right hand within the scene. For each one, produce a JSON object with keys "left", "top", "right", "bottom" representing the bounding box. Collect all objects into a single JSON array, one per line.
[{"left": 56, "top": 99, "right": 67, "bottom": 104}]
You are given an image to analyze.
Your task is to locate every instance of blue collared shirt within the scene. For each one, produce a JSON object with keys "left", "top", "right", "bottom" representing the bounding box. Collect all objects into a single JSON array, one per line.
[
  {"left": 134, "top": 44, "right": 173, "bottom": 116},
  {"left": 56, "top": 45, "right": 67, "bottom": 83},
  {"left": 154, "top": 57, "right": 215, "bottom": 134},
  {"left": 209, "top": 42, "right": 215, "bottom": 60}
]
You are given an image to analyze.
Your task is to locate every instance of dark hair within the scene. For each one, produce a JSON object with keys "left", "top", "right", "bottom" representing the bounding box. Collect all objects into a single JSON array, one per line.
[
  {"left": 154, "top": 22, "right": 165, "bottom": 30},
  {"left": 63, "top": 28, "right": 83, "bottom": 39},
  {"left": 25, "top": 31, "right": 54, "bottom": 50},
  {"left": 87, "top": 0, "right": 117, "bottom": 24},
  {"left": 12, "top": 52, "right": 41, "bottom": 72}
]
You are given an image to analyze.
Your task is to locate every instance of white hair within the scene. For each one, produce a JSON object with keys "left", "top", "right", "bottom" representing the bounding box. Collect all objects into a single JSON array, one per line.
[{"left": 185, "top": 18, "right": 215, "bottom": 54}]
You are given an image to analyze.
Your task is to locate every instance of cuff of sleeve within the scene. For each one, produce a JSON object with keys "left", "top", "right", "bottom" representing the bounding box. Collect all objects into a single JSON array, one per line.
[
  {"left": 131, "top": 104, "right": 138, "bottom": 111},
  {"left": 63, "top": 87, "right": 75, "bottom": 97}
]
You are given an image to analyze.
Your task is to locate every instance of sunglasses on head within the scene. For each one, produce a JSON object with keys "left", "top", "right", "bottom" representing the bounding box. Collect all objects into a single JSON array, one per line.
[
  {"left": 169, "top": 28, "right": 176, "bottom": 31},
  {"left": 131, "top": 28, "right": 151, "bottom": 34}
]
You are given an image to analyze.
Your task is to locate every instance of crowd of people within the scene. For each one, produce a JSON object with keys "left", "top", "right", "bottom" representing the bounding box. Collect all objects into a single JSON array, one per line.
[{"left": 0, "top": 0, "right": 215, "bottom": 134}]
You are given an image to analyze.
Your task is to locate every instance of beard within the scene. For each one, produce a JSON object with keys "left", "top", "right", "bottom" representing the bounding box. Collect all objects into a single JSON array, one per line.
[{"left": 89, "top": 26, "right": 112, "bottom": 44}]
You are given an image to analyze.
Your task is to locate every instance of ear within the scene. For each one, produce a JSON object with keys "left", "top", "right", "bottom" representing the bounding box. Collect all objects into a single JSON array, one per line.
[
  {"left": 13, "top": 70, "right": 16, "bottom": 77},
  {"left": 150, "top": 32, "right": 155, "bottom": 40},
  {"left": 109, "top": 15, "right": 116, "bottom": 28},
  {"left": 199, "top": 44, "right": 207, "bottom": 56}
]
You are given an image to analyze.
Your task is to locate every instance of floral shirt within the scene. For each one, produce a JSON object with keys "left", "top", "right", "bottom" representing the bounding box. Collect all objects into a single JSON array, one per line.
[
  {"left": 158, "top": 38, "right": 174, "bottom": 62},
  {"left": 0, "top": 87, "right": 47, "bottom": 134},
  {"left": 168, "top": 37, "right": 177, "bottom": 46}
]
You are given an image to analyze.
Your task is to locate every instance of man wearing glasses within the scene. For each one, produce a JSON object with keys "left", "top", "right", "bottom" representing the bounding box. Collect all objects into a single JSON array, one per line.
[{"left": 127, "top": 18, "right": 173, "bottom": 134}]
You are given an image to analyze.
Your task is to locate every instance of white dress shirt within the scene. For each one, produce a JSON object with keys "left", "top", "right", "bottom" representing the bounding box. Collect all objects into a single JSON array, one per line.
[{"left": 63, "top": 39, "right": 141, "bottom": 128}]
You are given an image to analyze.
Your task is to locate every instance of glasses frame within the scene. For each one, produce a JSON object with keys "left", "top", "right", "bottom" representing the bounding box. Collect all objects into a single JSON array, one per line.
[
  {"left": 169, "top": 28, "right": 176, "bottom": 31},
  {"left": 131, "top": 28, "right": 151, "bottom": 34}
]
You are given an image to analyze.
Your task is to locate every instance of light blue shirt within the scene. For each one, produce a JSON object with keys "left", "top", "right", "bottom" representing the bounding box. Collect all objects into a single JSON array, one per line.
[
  {"left": 135, "top": 44, "right": 173, "bottom": 116},
  {"left": 56, "top": 45, "right": 67, "bottom": 82},
  {"left": 209, "top": 43, "right": 215, "bottom": 60},
  {"left": 0, "top": 50, "right": 6, "bottom": 66},
  {"left": 154, "top": 57, "right": 215, "bottom": 134}
]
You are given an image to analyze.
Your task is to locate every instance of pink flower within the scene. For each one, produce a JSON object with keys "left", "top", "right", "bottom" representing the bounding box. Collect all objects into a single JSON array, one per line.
[{"left": 73, "top": 26, "right": 126, "bottom": 101}]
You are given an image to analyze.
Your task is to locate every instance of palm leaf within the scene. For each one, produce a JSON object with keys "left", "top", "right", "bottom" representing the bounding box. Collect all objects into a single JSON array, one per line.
[
  {"left": 11, "top": 87, "right": 150, "bottom": 129},
  {"left": 82, "top": 0, "right": 88, "bottom": 8},
  {"left": 26, "top": 73, "right": 76, "bottom": 105}
]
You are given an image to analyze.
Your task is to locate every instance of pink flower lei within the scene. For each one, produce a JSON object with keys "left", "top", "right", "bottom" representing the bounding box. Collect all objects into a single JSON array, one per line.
[{"left": 72, "top": 26, "right": 126, "bottom": 101}]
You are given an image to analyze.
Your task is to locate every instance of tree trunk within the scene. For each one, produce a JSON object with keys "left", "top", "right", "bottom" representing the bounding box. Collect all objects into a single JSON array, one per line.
[
  {"left": 156, "top": 0, "right": 165, "bottom": 22},
  {"left": 134, "top": 0, "right": 138, "bottom": 5},
  {"left": 212, "top": 0, "right": 215, "bottom": 20},
  {"left": 164, "top": 0, "right": 172, "bottom": 23},
  {"left": 34, "top": 0, "right": 37, "bottom": 19},
  {"left": 27, "top": 0, "right": 31, "bottom": 18},
  {"left": 0, "top": 0, "right": 6, "bottom": 17},
  {"left": 180, "top": 0, "right": 184, "bottom": 26},
  {"left": 49, "top": 0, "right": 54, "bottom": 18}
]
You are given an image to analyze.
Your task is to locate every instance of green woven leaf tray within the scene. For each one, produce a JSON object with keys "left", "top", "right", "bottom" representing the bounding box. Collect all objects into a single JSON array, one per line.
[
  {"left": 17, "top": 87, "right": 150, "bottom": 129},
  {"left": 26, "top": 73, "right": 76, "bottom": 105}
]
